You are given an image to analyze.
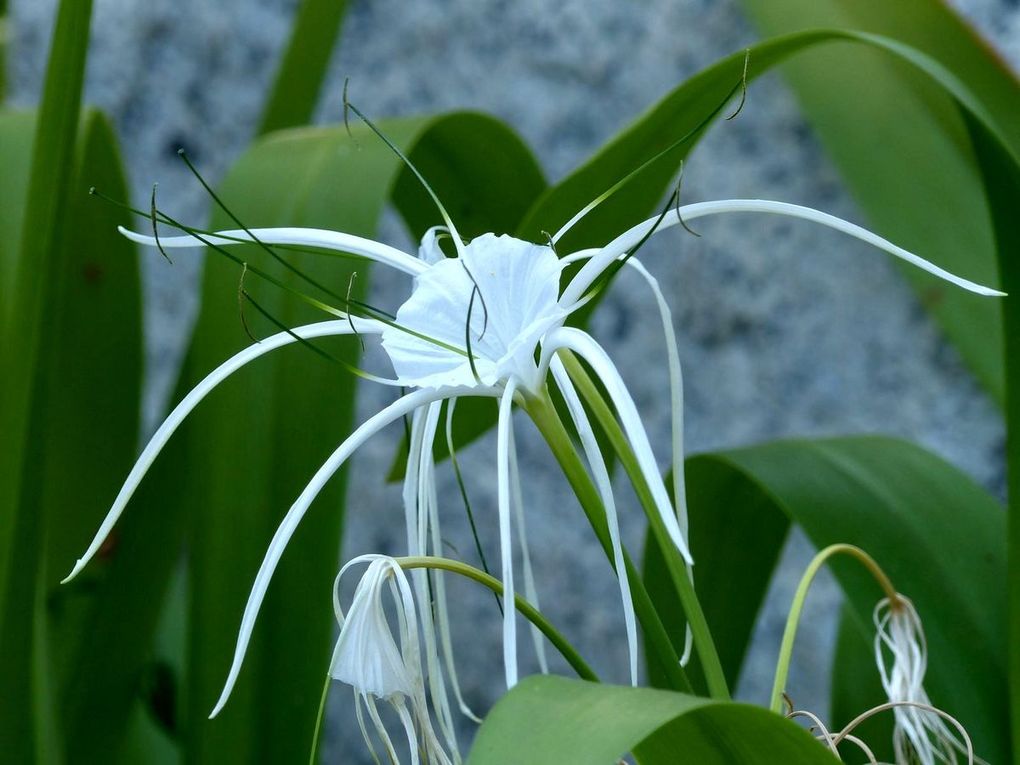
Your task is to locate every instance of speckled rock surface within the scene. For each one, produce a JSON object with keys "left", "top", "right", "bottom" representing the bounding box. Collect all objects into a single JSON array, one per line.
[{"left": 9, "top": 1, "right": 1016, "bottom": 762}]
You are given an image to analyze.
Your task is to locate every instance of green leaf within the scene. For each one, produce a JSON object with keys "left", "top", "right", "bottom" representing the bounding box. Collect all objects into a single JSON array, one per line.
[
  {"left": 960, "top": 107, "right": 1020, "bottom": 763},
  {"left": 0, "top": 14, "right": 8, "bottom": 105},
  {"left": 652, "top": 437, "right": 1006, "bottom": 762},
  {"left": 256, "top": 0, "right": 350, "bottom": 136},
  {"left": 468, "top": 675, "right": 838, "bottom": 764},
  {"left": 738, "top": 0, "right": 1020, "bottom": 404},
  {"left": 644, "top": 460, "right": 788, "bottom": 695},
  {"left": 114, "top": 563, "right": 187, "bottom": 765},
  {"left": 739, "top": 0, "right": 1020, "bottom": 157},
  {"left": 0, "top": 111, "right": 35, "bottom": 309},
  {"left": 442, "top": 28, "right": 1015, "bottom": 462},
  {"left": 36, "top": 110, "right": 161, "bottom": 761},
  {"left": 0, "top": 106, "right": 187, "bottom": 765},
  {"left": 0, "top": 104, "right": 183, "bottom": 764},
  {"left": 174, "top": 113, "right": 542, "bottom": 763},
  {"left": 0, "top": 0, "right": 95, "bottom": 757}
]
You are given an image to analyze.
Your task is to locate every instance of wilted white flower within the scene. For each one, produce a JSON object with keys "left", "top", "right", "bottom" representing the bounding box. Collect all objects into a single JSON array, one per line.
[
  {"left": 330, "top": 554, "right": 456, "bottom": 765},
  {"left": 64, "top": 174, "right": 1002, "bottom": 719},
  {"left": 874, "top": 596, "right": 973, "bottom": 765}
]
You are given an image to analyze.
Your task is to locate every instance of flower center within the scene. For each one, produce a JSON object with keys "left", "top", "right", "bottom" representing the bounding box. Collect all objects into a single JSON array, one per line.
[{"left": 381, "top": 233, "right": 566, "bottom": 391}]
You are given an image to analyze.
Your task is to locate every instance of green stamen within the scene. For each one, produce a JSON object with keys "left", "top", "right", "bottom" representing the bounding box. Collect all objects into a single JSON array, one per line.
[
  {"left": 725, "top": 49, "right": 751, "bottom": 121},
  {"left": 177, "top": 148, "right": 354, "bottom": 309},
  {"left": 674, "top": 161, "right": 700, "bottom": 238},
  {"left": 149, "top": 183, "right": 172, "bottom": 264},
  {"left": 552, "top": 56, "right": 751, "bottom": 245},
  {"left": 237, "top": 262, "right": 259, "bottom": 343},
  {"left": 444, "top": 402, "right": 500, "bottom": 614},
  {"left": 587, "top": 177, "right": 681, "bottom": 300},
  {"left": 464, "top": 286, "right": 484, "bottom": 385},
  {"left": 241, "top": 287, "right": 385, "bottom": 383},
  {"left": 345, "top": 272, "right": 364, "bottom": 351},
  {"left": 461, "top": 261, "right": 489, "bottom": 340},
  {"left": 90, "top": 187, "right": 472, "bottom": 359},
  {"left": 343, "top": 88, "right": 466, "bottom": 259}
]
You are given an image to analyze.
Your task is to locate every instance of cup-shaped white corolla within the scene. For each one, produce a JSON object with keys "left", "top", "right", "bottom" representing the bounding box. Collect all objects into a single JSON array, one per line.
[
  {"left": 64, "top": 192, "right": 1004, "bottom": 721},
  {"left": 383, "top": 232, "right": 566, "bottom": 392},
  {"left": 331, "top": 555, "right": 455, "bottom": 765},
  {"left": 874, "top": 596, "right": 974, "bottom": 765}
]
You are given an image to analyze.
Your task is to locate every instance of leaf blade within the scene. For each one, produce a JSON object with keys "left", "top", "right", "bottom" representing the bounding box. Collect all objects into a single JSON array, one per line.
[
  {"left": 669, "top": 436, "right": 1006, "bottom": 762},
  {"left": 468, "top": 675, "right": 837, "bottom": 765}
]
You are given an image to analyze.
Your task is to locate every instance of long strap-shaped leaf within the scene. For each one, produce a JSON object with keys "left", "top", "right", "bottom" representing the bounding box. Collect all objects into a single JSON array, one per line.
[
  {"left": 963, "top": 108, "right": 1020, "bottom": 764},
  {"left": 467, "top": 675, "right": 838, "bottom": 764},
  {"left": 41, "top": 113, "right": 152, "bottom": 762},
  {"left": 0, "top": 110, "right": 155, "bottom": 765},
  {"left": 0, "top": 0, "right": 94, "bottom": 760},
  {"left": 645, "top": 436, "right": 1006, "bottom": 762},
  {"left": 256, "top": 0, "right": 349, "bottom": 136},
  {"left": 739, "top": 0, "right": 1019, "bottom": 405}
]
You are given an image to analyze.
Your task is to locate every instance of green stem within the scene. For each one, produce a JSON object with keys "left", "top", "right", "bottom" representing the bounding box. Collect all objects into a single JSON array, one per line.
[
  {"left": 770, "top": 543, "right": 898, "bottom": 713},
  {"left": 559, "top": 353, "right": 729, "bottom": 700},
  {"left": 525, "top": 394, "right": 693, "bottom": 694},
  {"left": 396, "top": 556, "right": 598, "bottom": 682},
  {"left": 308, "top": 672, "right": 331, "bottom": 765}
]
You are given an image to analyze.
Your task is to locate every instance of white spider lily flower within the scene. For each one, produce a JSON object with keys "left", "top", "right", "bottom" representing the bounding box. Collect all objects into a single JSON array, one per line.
[
  {"left": 874, "top": 596, "right": 973, "bottom": 765},
  {"left": 382, "top": 232, "right": 567, "bottom": 391},
  {"left": 64, "top": 194, "right": 1003, "bottom": 719},
  {"left": 331, "top": 554, "right": 455, "bottom": 765}
]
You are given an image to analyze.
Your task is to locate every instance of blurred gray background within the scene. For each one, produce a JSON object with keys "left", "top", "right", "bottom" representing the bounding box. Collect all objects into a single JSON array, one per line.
[{"left": 9, "top": 0, "right": 1018, "bottom": 761}]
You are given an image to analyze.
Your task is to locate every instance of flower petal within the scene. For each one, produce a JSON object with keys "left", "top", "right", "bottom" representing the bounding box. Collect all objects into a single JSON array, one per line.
[
  {"left": 330, "top": 558, "right": 414, "bottom": 698},
  {"left": 410, "top": 402, "right": 468, "bottom": 752},
  {"left": 560, "top": 199, "right": 1005, "bottom": 307},
  {"left": 509, "top": 425, "right": 549, "bottom": 675},
  {"left": 210, "top": 385, "right": 497, "bottom": 718},
  {"left": 873, "top": 597, "right": 972, "bottom": 765},
  {"left": 497, "top": 381, "right": 519, "bottom": 689},
  {"left": 418, "top": 226, "right": 450, "bottom": 264},
  {"left": 540, "top": 328, "right": 693, "bottom": 566},
  {"left": 62, "top": 318, "right": 382, "bottom": 584},
  {"left": 119, "top": 225, "right": 427, "bottom": 276},
  {"left": 550, "top": 357, "right": 638, "bottom": 686},
  {"left": 421, "top": 404, "right": 481, "bottom": 724},
  {"left": 382, "top": 234, "right": 565, "bottom": 390},
  {"left": 618, "top": 257, "right": 695, "bottom": 665}
]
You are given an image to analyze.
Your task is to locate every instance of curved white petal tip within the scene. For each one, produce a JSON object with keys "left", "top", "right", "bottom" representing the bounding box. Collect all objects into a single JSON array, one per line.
[
  {"left": 118, "top": 226, "right": 157, "bottom": 245},
  {"left": 60, "top": 558, "right": 87, "bottom": 585}
]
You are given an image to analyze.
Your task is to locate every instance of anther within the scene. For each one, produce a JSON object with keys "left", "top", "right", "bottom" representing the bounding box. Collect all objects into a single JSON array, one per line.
[
  {"left": 725, "top": 49, "right": 750, "bottom": 121},
  {"left": 674, "top": 162, "right": 700, "bottom": 238},
  {"left": 150, "top": 183, "right": 173, "bottom": 264},
  {"left": 237, "top": 263, "right": 259, "bottom": 343}
]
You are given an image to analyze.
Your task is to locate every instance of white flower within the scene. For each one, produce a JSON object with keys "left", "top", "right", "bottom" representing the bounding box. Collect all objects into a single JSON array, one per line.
[
  {"left": 874, "top": 596, "right": 973, "bottom": 765},
  {"left": 331, "top": 554, "right": 455, "bottom": 765},
  {"left": 383, "top": 232, "right": 566, "bottom": 391},
  {"left": 63, "top": 191, "right": 1003, "bottom": 719}
]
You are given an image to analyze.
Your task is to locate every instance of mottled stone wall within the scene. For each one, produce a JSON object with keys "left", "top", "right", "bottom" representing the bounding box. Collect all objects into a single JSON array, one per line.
[{"left": 10, "top": 1, "right": 1016, "bottom": 762}]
